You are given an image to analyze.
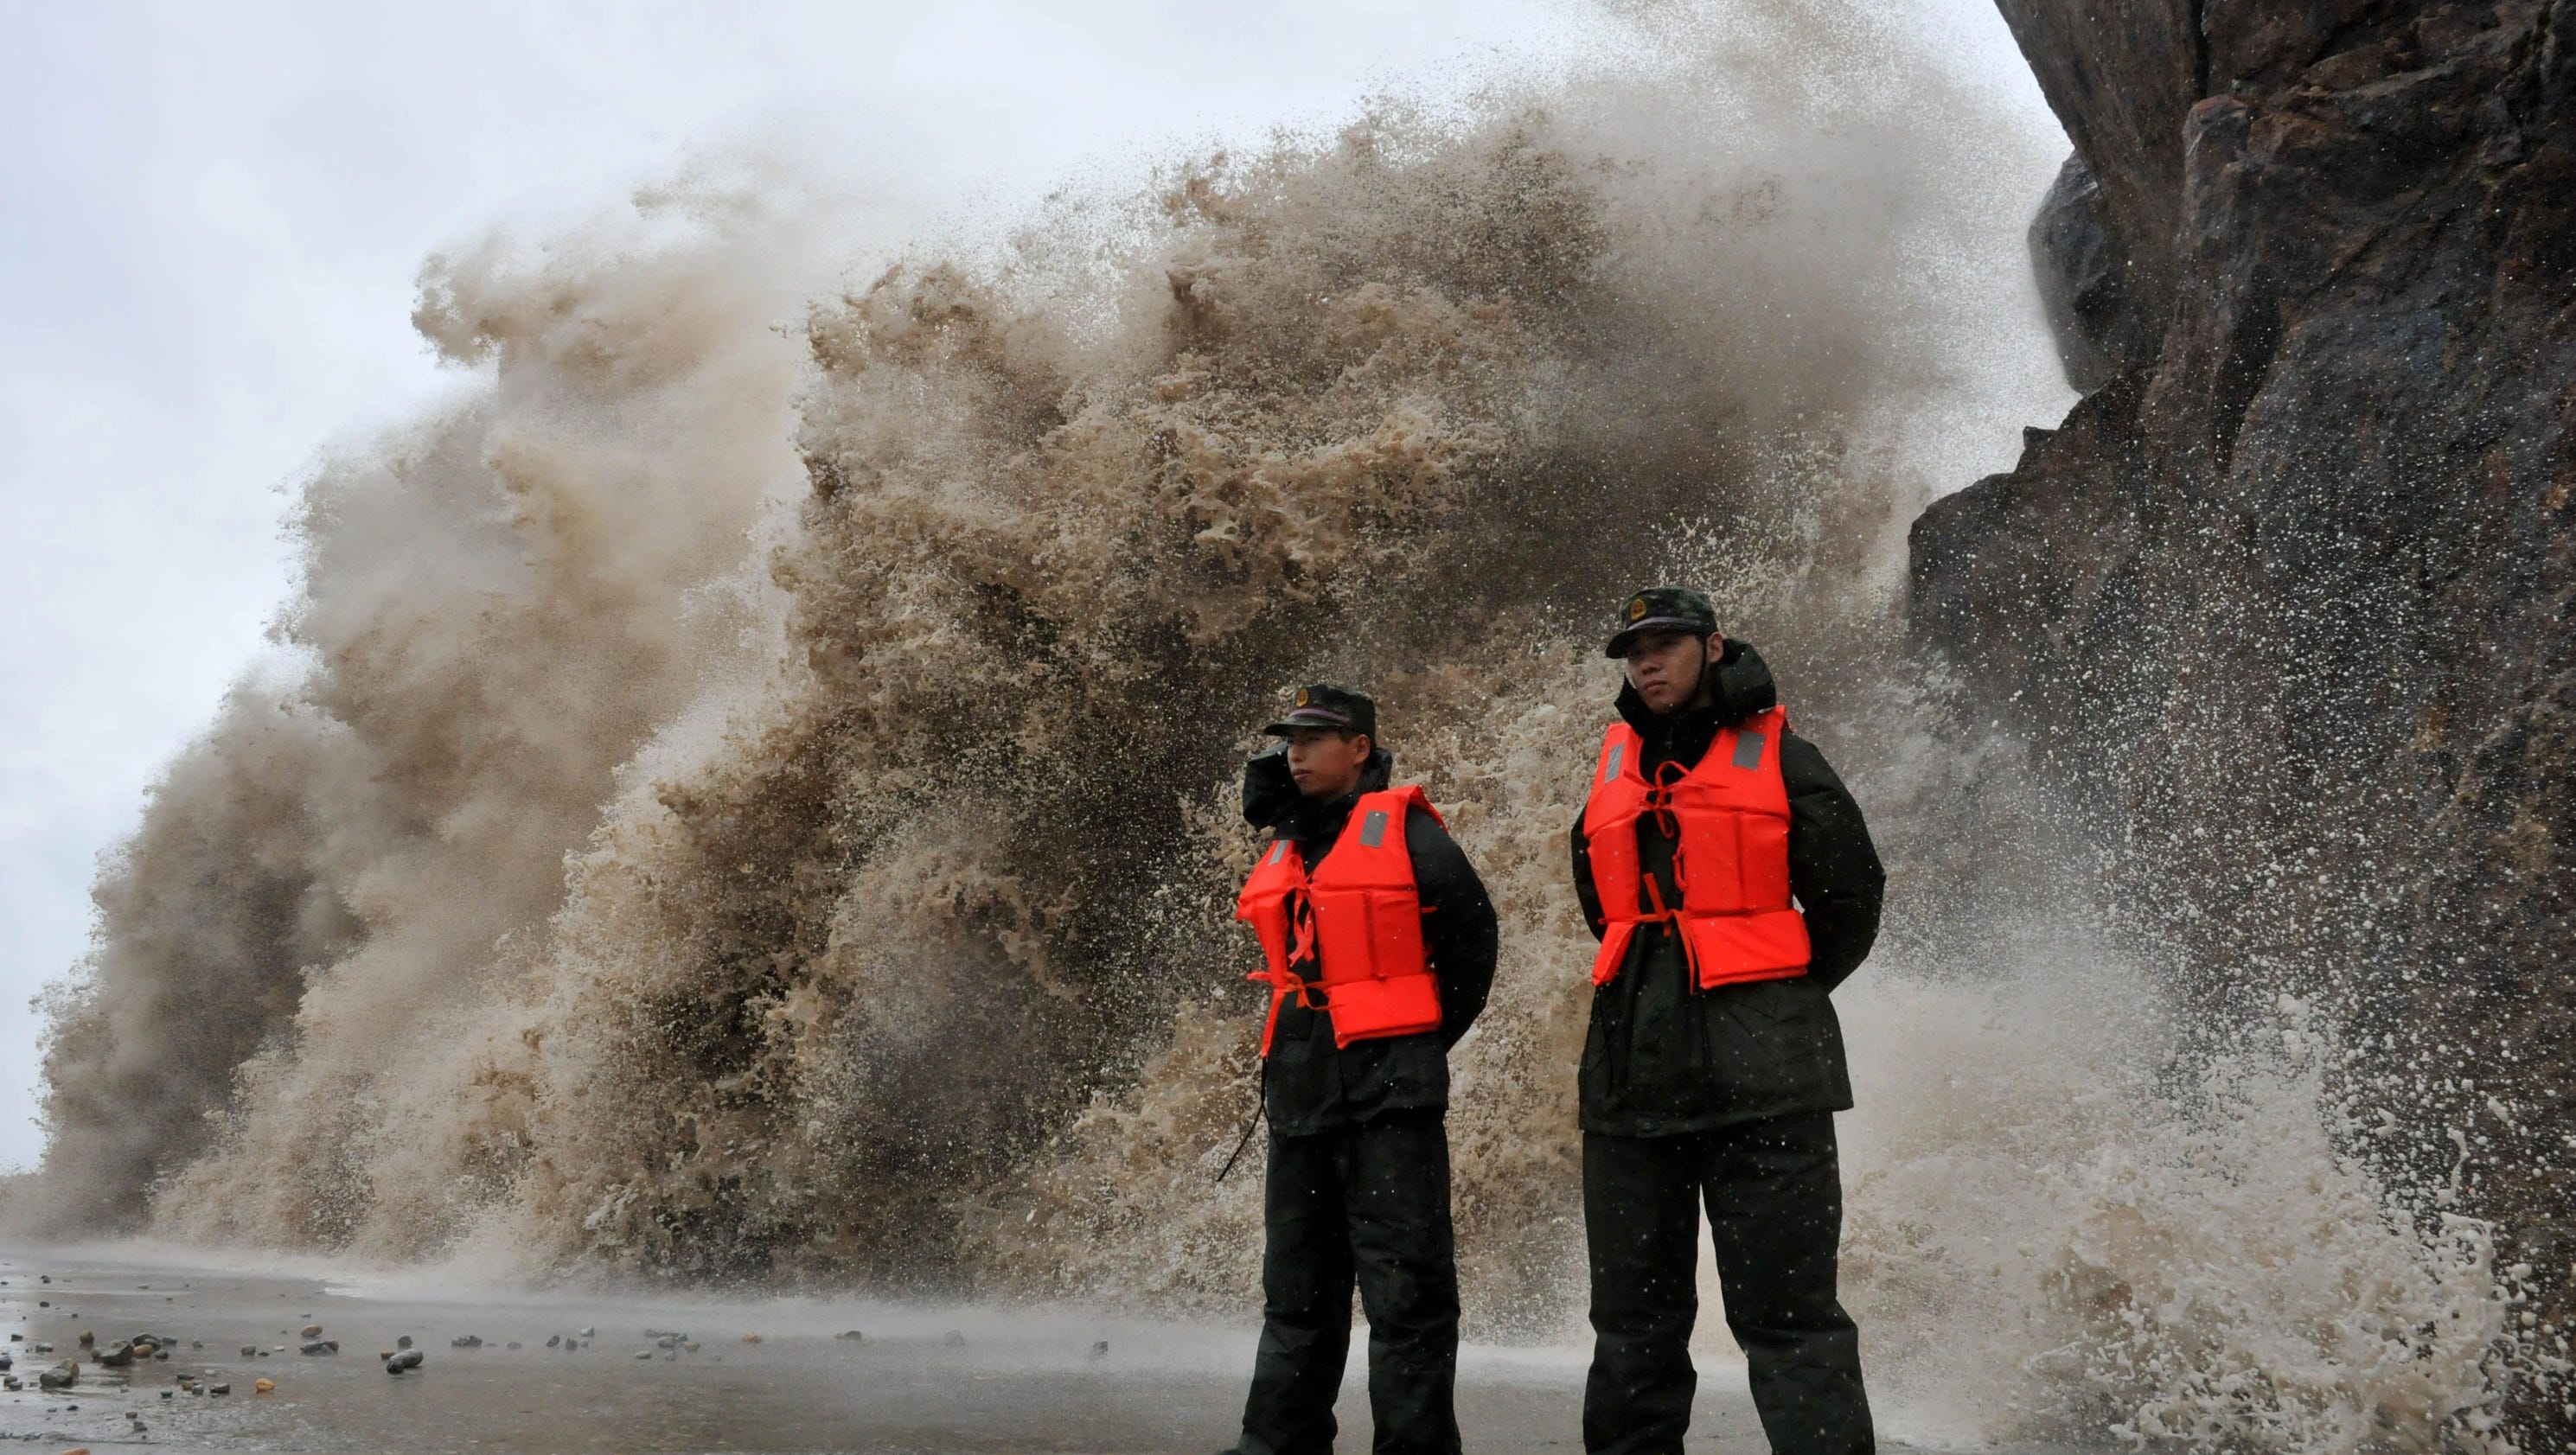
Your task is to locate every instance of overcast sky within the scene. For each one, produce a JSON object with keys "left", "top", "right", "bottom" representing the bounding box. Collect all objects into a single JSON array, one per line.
[{"left": 0, "top": 1, "right": 2057, "bottom": 1172}]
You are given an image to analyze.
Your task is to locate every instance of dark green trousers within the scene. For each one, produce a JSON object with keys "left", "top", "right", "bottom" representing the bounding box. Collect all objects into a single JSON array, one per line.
[
  {"left": 1236, "top": 1110, "right": 1461, "bottom": 1455},
  {"left": 1582, "top": 1113, "right": 1872, "bottom": 1455}
]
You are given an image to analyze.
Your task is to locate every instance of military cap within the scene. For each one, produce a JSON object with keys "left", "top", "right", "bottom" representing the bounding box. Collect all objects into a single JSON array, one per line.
[
  {"left": 1604, "top": 585, "right": 1719, "bottom": 658},
  {"left": 1262, "top": 682, "right": 1377, "bottom": 739}
]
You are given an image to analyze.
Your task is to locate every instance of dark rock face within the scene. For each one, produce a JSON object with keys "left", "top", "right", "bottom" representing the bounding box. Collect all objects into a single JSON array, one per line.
[
  {"left": 2028, "top": 156, "right": 2160, "bottom": 390},
  {"left": 1917, "top": 0, "right": 2574, "bottom": 1432}
]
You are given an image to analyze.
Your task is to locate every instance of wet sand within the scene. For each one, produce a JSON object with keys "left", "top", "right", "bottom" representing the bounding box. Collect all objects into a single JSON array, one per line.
[{"left": 0, "top": 1245, "right": 1800, "bottom": 1454}]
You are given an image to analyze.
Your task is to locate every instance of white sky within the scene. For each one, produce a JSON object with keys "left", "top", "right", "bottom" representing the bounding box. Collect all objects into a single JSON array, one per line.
[{"left": 0, "top": 1, "right": 2057, "bottom": 1172}]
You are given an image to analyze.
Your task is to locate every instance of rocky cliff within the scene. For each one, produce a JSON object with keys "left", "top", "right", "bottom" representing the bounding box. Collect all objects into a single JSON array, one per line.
[{"left": 1914, "top": 0, "right": 2574, "bottom": 1434}]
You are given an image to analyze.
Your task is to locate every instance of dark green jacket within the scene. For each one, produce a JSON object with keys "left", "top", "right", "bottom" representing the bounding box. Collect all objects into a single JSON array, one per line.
[
  {"left": 1244, "top": 748, "right": 1499, "bottom": 1136},
  {"left": 1569, "top": 641, "right": 1883, "bottom": 1137}
]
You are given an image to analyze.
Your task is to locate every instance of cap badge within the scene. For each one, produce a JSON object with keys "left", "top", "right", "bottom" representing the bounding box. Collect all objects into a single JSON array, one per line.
[
  {"left": 1627, "top": 597, "right": 1648, "bottom": 621},
  {"left": 1294, "top": 687, "right": 1310, "bottom": 707}
]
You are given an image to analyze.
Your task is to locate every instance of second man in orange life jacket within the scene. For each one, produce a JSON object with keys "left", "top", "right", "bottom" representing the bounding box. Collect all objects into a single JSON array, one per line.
[
  {"left": 1225, "top": 683, "right": 1498, "bottom": 1455},
  {"left": 1573, "top": 588, "right": 1885, "bottom": 1455}
]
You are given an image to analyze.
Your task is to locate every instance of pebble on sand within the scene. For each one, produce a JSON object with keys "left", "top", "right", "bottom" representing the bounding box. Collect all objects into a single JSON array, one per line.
[
  {"left": 943, "top": 1331, "right": 967, "bottom": 1348},
  {"left": 1090, "top": 1340, "right": 1110, "bottom": 1358},
  {"left": 740, "top": 1333, "right": 762, "bottom": 1344},
  {"left": 300, "top": 1340, "right": 339, "bottom": 1356},
  {"left": 577, "top": 1326, "right": 596, "bottom": 1337},
  {"left": 210, "top": 1382, "right": 232, "bottom": 1395},
  {"left": 451, "top": 1335, "right": 483, "bottom": 1349},
  {"left": 300, "top": 1324, "right": 323, "bottom": 1337},
  {"left": 397, "top": 1335, "right": 413, "bottom": 1349},
  {"left": 546, "top": 1335, "right": 561, "bottom": 1348},
  {"left": 252, "top": 1377, "right": 275, "bottom": 1394},
  {"left": 835, "top": 1330, "right": 865, "bottom": 1342},
  {"left": 38, "top": 1361, "right": 78, "bottom": 1390},
  {"left": 387, "top": 1350, "right": 425, "bottom": 1373},
  {"left": 240, "top": 1344, "right": 259, "bottom": 1356}
]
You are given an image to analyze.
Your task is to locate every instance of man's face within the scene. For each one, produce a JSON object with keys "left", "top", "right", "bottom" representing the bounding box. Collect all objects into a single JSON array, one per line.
[
  {"left": 1284, "top": 727, "right": 1371, "bottom": 801},
  {"left": 1622, "top": 630, "right": 1718, "bottom": 715}
]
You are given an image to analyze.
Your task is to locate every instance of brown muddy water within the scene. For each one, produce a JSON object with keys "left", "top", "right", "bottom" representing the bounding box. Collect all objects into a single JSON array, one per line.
[{"left": 0, "top": 1245, "right": 1928, "bottom": 1455}]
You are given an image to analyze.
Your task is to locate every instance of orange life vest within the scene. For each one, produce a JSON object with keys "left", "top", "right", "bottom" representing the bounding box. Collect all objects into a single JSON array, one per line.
[
  {"left": 1236, "top": 786, "right": 1444, "bottom": 1055},
  {"left": 1580, "top": 706, "right": 1812, "bottom": 990}
]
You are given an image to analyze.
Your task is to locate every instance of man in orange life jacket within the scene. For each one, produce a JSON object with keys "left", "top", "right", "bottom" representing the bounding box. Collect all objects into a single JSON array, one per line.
[
  {"left": 1572, "top": 588, "right": 1884, "bottom": 1455},
  {"left": 1226, "top": 683, "right": 1499, "bottom": 1455}
]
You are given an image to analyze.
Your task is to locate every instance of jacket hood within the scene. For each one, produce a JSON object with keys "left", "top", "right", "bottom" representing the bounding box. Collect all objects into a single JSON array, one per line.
[
  {"left": 1614, "top": 637, "right": 1778, "bottom": 735},
  {"left": 1243, "top": 744, "right": 1396, "bottom": 833}
]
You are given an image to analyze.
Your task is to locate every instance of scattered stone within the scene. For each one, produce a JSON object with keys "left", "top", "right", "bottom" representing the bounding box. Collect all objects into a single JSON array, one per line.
[
  {"left": 0, "top": 1353, "right": 10, "bottom": 1370},
  {"left": 655, "top": 1334, "right": 681, "bottom": 1350},
  {"left": 209, "top": 1382, "right": 231, "bottom": 1395},
  {"left": 39, "top": 1275, "right": 48, "bottom": 1283},
  {"left": 240, "top": 1345, "right": 259, "bottom": 1357},
  {"left": 299, "top": 1324, "right": 323, "bottom": 1338},
  {"left": 160, "top": 1389, "right": 173, "bottom": 1399},
  {"left": 681, "top": 1341, "right": 700, "bottom": 1353},
  {"left": 740, "top": 1332, "right": 762, "bottom": 1344},
  {"left": 190, "top": 1341, "right": 201, "bottom": 1350},
  {"left": 450, "top": 1334, "right": 483, "bottom": 1349},
  {"left": 299, "top": 1340, "right": 339, "bottom": 1356},
  {"left": 77, "top": 1331, "right": 95, "bottom": 1344},
  {"left": 387, "top": 1349, "right": 424, "bottom": 1374},
  {"left": 506, "top": 1340, "right": 521, "bottom": 1350},
  {"left": 252, "top": 1376, "right": 274, "bottom": 1394},
  {"left": 942, "top": 1330, "right": 966, "bottom": 1348},
  {"left": 545, "top": 1334, "right": 560, "bottom": 1349},
  {"left": 835, "top": 1330, "right": 865, "bottom": 1343},
  {"left": 95, "top": 1341, "right": 133, "bottom": 1368},
  {"left": 155, "top": 1348, "right": 171, "bottom": 1360},
  {"left": 38, "top": 1361, "right": 78, "bottom": 1390},
  {"left": 29, "top": 1342, "right": 52, "bottom": 1354},
  {"left": 1090, "top": 1339, "right": 1109, "bottom": 1358},
  {"left": 397, "top": 1335, "right": 413, "bottom": 1350},
  {"left": 35, "top": 1300, "right": 47, "bottom": 1308},
  {"left": 634, "top": 1350, "right": 653, "bottom": 1360},
  {"left": 577, "top": 1325, "right": 595, "bottom": 1337},
  {"left": 0, "top": 1377, "right": 16, "bottom": 1391}
]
